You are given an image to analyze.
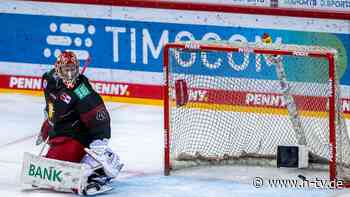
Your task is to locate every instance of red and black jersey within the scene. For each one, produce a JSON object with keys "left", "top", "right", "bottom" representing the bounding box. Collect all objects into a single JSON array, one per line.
[{"left": 42, "top": 69, "right": 111, "bottom": 147}]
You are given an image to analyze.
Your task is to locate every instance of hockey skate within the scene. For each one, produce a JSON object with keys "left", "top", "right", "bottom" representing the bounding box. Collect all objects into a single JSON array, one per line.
[
  {"left": 82, "top": 176, "right": 113, "bottom": 195},
  {"left": 82, "top": 164, "right": 123, "bottom": 196}
]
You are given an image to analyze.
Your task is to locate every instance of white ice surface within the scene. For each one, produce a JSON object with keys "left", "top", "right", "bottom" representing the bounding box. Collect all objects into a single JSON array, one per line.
[{"left": 0, "top": 93, "right": 349, "bottom": 197}]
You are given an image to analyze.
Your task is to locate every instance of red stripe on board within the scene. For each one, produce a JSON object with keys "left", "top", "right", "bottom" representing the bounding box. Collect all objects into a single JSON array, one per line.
[
  {"left": 1, "top": 74, "right": 350, "bottom": 113},
  {"left": 1, "top": 75, "right": 42, "bottom": 91},
  {"left": 172, "top": 87, "right": 328, "bottom": 112},
  {"left": 30, "top": 0, "right": 350, "bottom": 20},
  {"left": 89, "top": 80, "right": 162, "bottom": 99},
  {"left": 0, "top": 74, "right": 162, "bottom": 99}
]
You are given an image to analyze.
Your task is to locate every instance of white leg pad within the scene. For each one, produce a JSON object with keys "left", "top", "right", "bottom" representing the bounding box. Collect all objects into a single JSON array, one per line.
[{"left": 20, "top": 152, "right": 89, "bottom": 195}]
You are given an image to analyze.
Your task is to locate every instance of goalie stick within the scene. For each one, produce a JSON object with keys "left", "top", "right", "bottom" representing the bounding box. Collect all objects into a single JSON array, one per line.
[
  {"left": 84, "top": 148, "right": 104, "bottom": 171},
  {"left": 38, "top": 138, "right": 49, "bottom": 156},
  {"left": 80, "top": 55, "right": 91, "bottom": 75}
]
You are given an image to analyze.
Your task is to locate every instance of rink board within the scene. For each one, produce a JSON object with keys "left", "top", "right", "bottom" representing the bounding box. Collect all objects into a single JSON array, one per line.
[{"left": 0, "top": 0, "right": 348, "bottom": 109}]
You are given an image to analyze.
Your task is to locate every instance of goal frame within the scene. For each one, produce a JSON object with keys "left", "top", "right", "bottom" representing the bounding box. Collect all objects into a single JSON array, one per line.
[{"left": 163, "top": 41, "right": 339, "bottom": 184}]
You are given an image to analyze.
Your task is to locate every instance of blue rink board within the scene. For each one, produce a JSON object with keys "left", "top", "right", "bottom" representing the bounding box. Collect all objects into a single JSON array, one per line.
[{"left": 105, "top": 175, "right": 342, "bottom": 197}]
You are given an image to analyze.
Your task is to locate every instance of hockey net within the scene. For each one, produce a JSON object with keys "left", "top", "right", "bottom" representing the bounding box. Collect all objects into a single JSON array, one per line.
[{"left": 163, "top": 40, "right": 350, "bottom": 185}]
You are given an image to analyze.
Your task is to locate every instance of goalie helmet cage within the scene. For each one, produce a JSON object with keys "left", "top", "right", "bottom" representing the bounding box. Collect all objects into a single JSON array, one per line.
[{"left": 163, "top": 40, "right": 350, "bottom": 187}]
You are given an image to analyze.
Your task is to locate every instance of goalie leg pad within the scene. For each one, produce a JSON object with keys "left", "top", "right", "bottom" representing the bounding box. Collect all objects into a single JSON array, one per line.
[
  {"left": 21, "top": 152, "right": 89, "bottom": 194},
  {"left": 81, "top": 148, "right": 123, "bottom": 178}
]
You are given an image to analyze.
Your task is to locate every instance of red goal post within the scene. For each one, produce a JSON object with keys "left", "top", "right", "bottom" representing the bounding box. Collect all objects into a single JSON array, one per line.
[{"left": 163, "top": 40, "right": 349, "bottom": 187}]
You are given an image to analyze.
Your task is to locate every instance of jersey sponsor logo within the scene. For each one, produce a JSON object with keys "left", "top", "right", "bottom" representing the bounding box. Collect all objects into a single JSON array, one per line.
[
  {"left": 59, "top": 92, "right": 72, "bottom": 104},
  {"left": 74, "top": 83, "right": 91, "bottom": 99},
  {"left": 96, "top": 108, "right": 109, "bottom": 121}
]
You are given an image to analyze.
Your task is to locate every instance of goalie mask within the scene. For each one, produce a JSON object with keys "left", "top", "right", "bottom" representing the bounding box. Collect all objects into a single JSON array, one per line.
[{"left": 55, "top": 51, "right": 80, "bottom": 88}]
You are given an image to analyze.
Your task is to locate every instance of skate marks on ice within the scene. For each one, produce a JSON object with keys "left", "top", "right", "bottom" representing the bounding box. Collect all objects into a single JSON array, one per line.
[
  {"left": 107, "top": 175, "right": 341, "bottom": 197},
  {"left": 12, "top": 169, "right": 350, "bottom": 197},
  {"left": 14, "top": 173, "right": 350, "bottom": 197}
]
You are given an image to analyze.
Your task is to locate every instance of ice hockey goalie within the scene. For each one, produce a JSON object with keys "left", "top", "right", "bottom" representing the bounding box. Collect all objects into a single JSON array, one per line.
[{"left": 21, "top": 51, "right": 123, "bottom": 195}]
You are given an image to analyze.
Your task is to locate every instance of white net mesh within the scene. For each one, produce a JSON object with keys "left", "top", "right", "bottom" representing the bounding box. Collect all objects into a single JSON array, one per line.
[{"left": 165, "top": 41, "right": 350, "bottom": 181}]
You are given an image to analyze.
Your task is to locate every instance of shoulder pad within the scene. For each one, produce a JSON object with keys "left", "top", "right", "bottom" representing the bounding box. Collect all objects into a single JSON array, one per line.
[
  {"left": 78, "top": 74, "right": 94, "bottom": 89},
  {"left": 42, "top": 69, "right": 62, "bottom": 90},
  {"left": 43, "top": 69, "right": 59, "bottom": 80},
  {"left": 78, "top": 74, "right": 90, "bottom": 83}
]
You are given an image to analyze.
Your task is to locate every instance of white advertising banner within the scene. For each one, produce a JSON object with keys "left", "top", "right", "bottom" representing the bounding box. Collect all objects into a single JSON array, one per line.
[
  {"left": 167, "top": 0, "right": 271, "bottom": 7},
  {"left": 277, "top": 0, "right": 350, "bottom": 11},
  {"left": 168, "top": 0, "right": 349, "bottom": 11},
  {"left": 0, "top": 0, "right": 348, "bottom": 105}
]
